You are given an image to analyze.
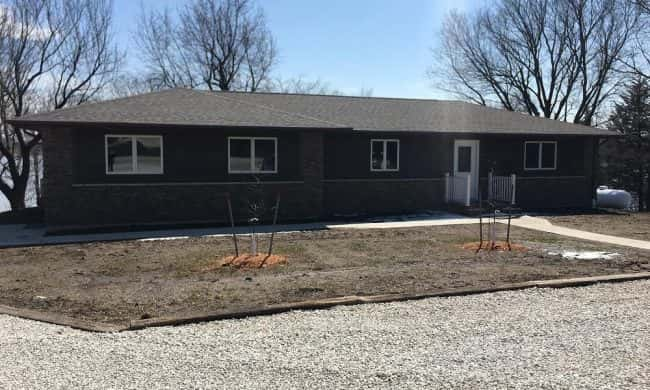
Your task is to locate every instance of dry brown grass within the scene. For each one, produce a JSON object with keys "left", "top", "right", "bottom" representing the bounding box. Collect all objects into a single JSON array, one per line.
[{"left": 1, "top": 224, "right": 648, "bottom": 325}]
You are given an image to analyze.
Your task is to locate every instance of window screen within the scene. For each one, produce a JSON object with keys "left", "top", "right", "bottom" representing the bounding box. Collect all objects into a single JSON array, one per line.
[
  {"left": 254, "top": 139, "right": 276, "bottom": 172},
  {"left": 136, "top": 137, "right": 162, "bottom": 173},
  {"left": 525, "top": 143, "right": 540, "bottom": 170},
  {"left": 457, "top": 146, "right": 472, "bottom": 173},
  {"left": 541, "top": 143, "right": 556, "bottom": 169},
  {"left": 371, "top": 140, "right": 385, "bottom": 170},
  {"left": 229, "top": 138, "right": 252, "bottom": 172},
  {"left": 371, "top": 139, "right": 399, "bottom": 171},
  {"left": 386, "top": 141, "right": 399, "bottom": 170},
  {"left": 229, "top": 137, "right": 277, "bottom": 173},
  {"left": 525, "top": 142, "right": 556, "bottom": 170},
  {"left": 106, "top": 135, "right": 162, "bottom": 174},
  {"left": 106, "top": 136, "right": 133, "bottom": 173}
]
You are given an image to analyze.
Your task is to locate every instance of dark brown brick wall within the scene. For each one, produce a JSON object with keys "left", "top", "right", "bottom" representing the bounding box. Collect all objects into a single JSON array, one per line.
[
  {"left": 301, "top": 131, "right": 324, "bottom": 217},
  {"left": 41, "top": 126, "right": 599, "bottom": 229},
  {"left": 43, "top": 127, "right": 325, "bottom": 229},
  {"left": 516, "top": 176, "right": 593, "bottom": 209},
  {"left": 74, "top": 127, "right": 302, "bottom": 183},
  {"left": 323, "top": 179, "right": 445, "bottom": 216},
  {"left": 58, "top": 182, "right": 318, "bottom": 227},
  {"left": 42, "top": 128, "right": 76, "bottom": 226},
  {"left": 324, "top": 132, "right": 449, "bottom": 179}
]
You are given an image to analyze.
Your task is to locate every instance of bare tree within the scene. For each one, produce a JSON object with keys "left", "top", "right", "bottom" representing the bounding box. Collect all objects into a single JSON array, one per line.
[
  {"left": 268, "top": 77, "right": 341, "bottom": 95},
  {"left": 106, "top": 72, "right": 158, "bottom": 98},
  {"left": 267, "top": 76, "right": 373, "bottom": 97},
  {"left": 134, "top": 6, "right": 200, "bottom": 90},
  {"left": 432, "top": 0, "right": 640, "bottom": 125},
  {"left": 636, "top": 0, "right": 650, "bottom": 12},
  {"left": 0, "top": 0, "right": 121, "bottom": 210},
  {"left": 136, "top": 0, "right": 277, "bottom": 92},
  {"left": 622, "top": 1, "right": 650, "bottom": 78}
]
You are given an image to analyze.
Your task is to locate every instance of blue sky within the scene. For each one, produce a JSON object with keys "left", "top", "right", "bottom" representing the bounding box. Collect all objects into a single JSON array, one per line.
[{"left": 113, "top": 0, "right": 485, "bottom": 99}]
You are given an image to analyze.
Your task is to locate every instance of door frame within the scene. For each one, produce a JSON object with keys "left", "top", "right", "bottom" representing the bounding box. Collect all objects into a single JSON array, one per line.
[{"left": 453, "top": 139, "right": 480, "bottom": 200}]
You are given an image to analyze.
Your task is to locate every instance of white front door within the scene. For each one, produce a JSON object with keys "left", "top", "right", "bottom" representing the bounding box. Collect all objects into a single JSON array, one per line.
[{"left": 453, "top": 139, "right": 480, "bottom": 201}]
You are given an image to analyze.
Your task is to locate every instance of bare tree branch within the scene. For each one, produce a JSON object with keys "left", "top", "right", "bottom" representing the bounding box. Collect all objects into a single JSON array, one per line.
[
  {"left": 136, "top": 0, "right": 277, "bottom": 92},
  {"left": 0, "top": 0, "right": 121, "bottom": 210},
  {"left": 431, "top": 0, "right": 640, "bottom": 125}
]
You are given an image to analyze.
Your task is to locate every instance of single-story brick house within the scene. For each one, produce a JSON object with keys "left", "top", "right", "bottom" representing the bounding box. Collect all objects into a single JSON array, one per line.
[{"left": 9, "top": 88, "right": 614, "bottom": 231}]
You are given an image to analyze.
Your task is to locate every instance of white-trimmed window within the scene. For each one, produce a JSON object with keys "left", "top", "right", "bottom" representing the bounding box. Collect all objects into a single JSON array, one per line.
[
  {"left": 370, "top": 139, "right": 400, "bottom": 172},
  {"left": 105, "top": 135, "right": 163, "bottom": 174},
  {"left": 228, "top": 137, "right": 278, "bottom": 174},
  {"left": 524, "top": 141, "right": 557, "bottom": 170}
]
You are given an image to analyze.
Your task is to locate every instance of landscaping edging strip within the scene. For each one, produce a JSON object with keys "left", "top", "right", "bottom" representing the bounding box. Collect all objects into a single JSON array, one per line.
[
  {"left": 128, "top": 272, "right": 650, "bottom": 331},
  {"left": 0, "top": 304, "right": 125, "bottom": 333},
  {"left": 2, "top": 272, "right": 649, "bottom": 333}
]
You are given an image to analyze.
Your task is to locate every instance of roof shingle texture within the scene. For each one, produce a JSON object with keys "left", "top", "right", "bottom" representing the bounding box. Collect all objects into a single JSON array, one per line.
[{"left": 10, "top": 88, "right": 613, "bottom": 136}]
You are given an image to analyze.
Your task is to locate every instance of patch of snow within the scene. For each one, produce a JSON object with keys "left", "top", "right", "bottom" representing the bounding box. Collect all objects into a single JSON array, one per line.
[{"left": 548, "top": 251, "right": 621, "bottom": 260}]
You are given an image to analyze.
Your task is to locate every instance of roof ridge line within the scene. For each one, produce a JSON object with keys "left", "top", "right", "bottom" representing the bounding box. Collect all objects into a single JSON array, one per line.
[
  {"left": 216, "top": 90, "right": 452, "bottom": 103},
  {"left": 200, "top": 90, "right": 350, "bottom": 128}
]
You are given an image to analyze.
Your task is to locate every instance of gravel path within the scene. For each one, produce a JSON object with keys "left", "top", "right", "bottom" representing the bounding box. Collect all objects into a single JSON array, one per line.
[{"left": 1, "top": 281, "right": 649, "bottom": 389}]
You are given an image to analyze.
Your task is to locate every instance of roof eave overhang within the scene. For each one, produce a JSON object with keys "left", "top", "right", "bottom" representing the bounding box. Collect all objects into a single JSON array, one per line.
[
  {"left": 354, "top": 128, "right": 616, "bottom": 137},
  {"left": 7, "top": 119, "right": 354, "bottom": 132}
]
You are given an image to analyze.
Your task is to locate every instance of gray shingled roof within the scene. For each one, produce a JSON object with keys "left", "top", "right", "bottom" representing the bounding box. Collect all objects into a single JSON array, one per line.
[{"left": 9, "top": 87, "right": 613, "bottom": 136}]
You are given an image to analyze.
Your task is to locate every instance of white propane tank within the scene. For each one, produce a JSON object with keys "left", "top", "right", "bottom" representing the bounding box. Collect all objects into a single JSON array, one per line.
[{"left": 596, "top": 186, "right": 632, "bottom": 209}]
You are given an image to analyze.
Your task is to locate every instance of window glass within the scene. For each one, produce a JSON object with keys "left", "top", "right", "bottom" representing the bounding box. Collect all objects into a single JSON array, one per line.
[
  {"left": 457, "top": 146, "right": 472, "bottom": 172},
  {"left": 386, "top": 141, "right": 398, "bottom": 170},
  {"left": 136, "top": 137, "right": 162, "bottom": 173},
  {"left": 106, "top": 136, "right": 133, "bottom": 173},
  {"left": 371, "top": 140, "right": 384, "bottom": 170},
  {"left": 525, "top": 143, "right": 540, "bottom": 169},
  {"left": 229, "top": 138, "right": 252, "bottom": 172},
  {"left": 541, "top": 143, "right": 556, "bottom": 169},
  {"left": 254, "top": 139, "right": 276, "bottom": 172}
]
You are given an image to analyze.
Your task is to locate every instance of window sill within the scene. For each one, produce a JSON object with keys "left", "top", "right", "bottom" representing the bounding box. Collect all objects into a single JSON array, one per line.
[
  {"left": 228, "top": 171, "right": 278, "bottom": 175},
  {"left": 106, "top": 172, "right": 164, "bottom": 175}
]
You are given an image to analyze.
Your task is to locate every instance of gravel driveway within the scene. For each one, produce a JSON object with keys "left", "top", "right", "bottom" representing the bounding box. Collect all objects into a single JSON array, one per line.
[{"left": 1, "top": 281, "right": 649, "bottom": 389}]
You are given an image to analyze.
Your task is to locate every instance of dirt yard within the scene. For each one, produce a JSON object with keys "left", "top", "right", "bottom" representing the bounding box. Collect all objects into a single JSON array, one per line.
[
  {"left": 546, "top": 212, "right": 650, "bottom": 241},
  {"left": 1, "top": 223, "right": 649, "bottom": 326}
]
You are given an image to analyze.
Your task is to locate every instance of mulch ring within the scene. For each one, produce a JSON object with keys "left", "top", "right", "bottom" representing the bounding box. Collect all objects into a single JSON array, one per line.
[
  {"left": 461, "top": 241, "right": 528, "bottom": 252},
  {"left": 202, "top": 254, "right": 288, "bottom": 271}
]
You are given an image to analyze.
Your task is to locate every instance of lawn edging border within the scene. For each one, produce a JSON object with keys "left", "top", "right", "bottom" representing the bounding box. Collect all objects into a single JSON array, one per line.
[
  {"left": 0, "top": 304, "right": 124, "bottom": 333},
  {"left": 2, "top": 272, "right": 649, "bottom": 333},
  {"left": 127, "top": 272, "right": 650, "bottom": 331}
]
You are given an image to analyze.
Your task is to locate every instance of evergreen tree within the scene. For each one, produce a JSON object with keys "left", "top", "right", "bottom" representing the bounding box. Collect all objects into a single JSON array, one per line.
[{"left": 606, "top": 78, "right": 650, "bottom": 211}]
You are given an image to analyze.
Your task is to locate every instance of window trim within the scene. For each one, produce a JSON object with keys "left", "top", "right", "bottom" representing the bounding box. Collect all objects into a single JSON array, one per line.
[
  {"left": 370, "top": 139, "right": 400, "bottom": 172},
  {"left": 524, "top": 141, "right": 557, "bottom": 171},
  {"left": 105, "top": 134, "right": 164, "bottom": 175},
  {"left": 228, "top": 136, "right": 278, "bottom": 174}
]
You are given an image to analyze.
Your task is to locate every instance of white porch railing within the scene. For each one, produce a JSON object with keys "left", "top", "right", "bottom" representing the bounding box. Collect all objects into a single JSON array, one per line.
[
  {"left": 444, "top": 173, "right": 471, "bottom": 207},
  {"left": 488, "top": 172, "right": 516, "bottom": 205}
]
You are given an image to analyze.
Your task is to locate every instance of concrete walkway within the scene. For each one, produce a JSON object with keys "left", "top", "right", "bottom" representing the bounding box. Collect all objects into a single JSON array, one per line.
[
  {"left": 507, "top": 216, "right": 650, "bottom": 250},
  {"left": 2, "top": 213, "right": 649, "bottom": 250},
  {"left": 0, "top": 213, "right": 477, "bottom": 248},
  {"left": 0, "top": 222, "right": 331, "bottom": 248},
  {"left": 328, "top": 214, "right": 480, "bottom": 229}
]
